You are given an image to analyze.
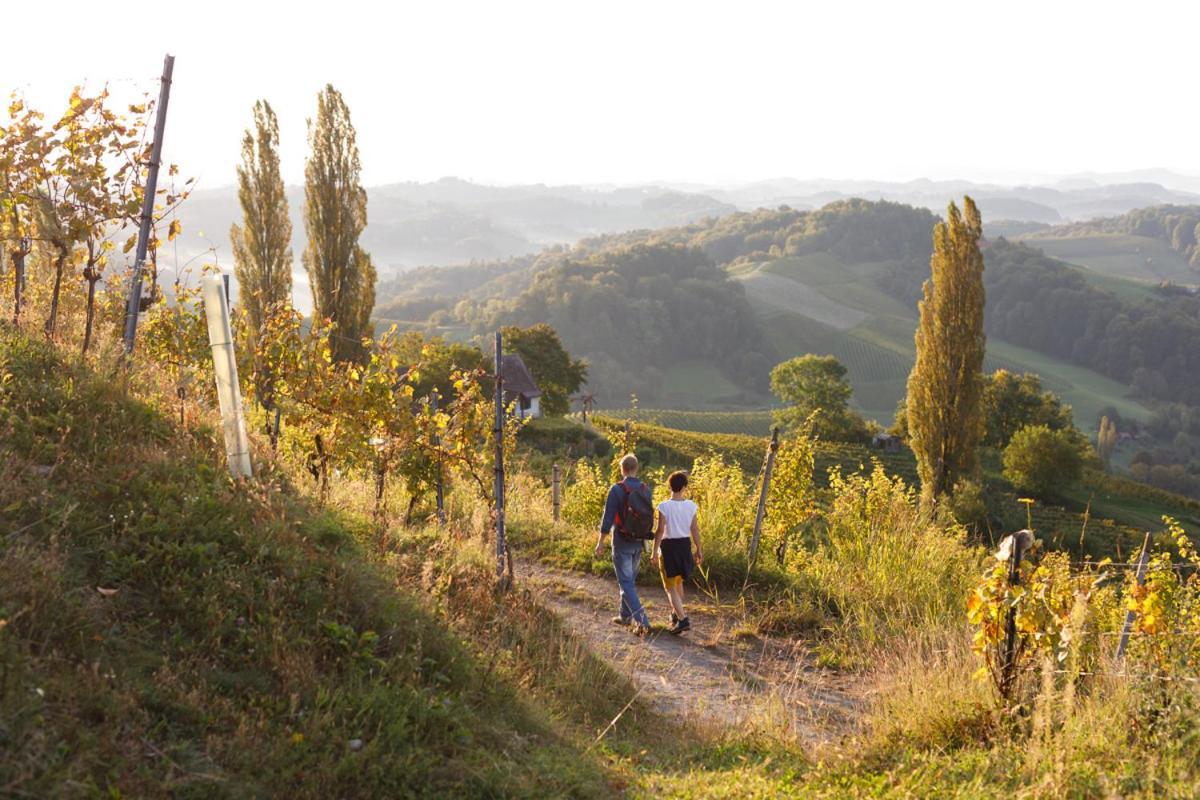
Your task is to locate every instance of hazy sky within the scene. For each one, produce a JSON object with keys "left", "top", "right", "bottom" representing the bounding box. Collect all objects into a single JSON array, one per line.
[{"left": 4, "top": 0, "right": 1198, "bottom": 190}]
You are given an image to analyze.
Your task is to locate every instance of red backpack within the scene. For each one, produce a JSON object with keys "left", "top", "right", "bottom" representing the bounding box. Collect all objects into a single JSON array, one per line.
[{"left": 615, "top": 480, "right": 655, "bottom": 541}]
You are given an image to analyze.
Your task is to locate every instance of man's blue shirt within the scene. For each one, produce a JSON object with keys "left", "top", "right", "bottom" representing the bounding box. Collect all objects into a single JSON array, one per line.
[{"left": 601, "top": 477, "right": 647, "bottom": 553}]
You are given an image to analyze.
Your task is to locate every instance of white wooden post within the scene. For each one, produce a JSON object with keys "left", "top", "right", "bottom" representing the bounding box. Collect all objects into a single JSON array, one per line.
[{"left": 202, "top": 274, "right": 252, "bottom": 479}]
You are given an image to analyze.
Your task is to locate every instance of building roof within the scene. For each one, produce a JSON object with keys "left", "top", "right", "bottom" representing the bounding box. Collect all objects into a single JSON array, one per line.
[{"left": 500, "top": 353, "right": 541, "bottom": 397}]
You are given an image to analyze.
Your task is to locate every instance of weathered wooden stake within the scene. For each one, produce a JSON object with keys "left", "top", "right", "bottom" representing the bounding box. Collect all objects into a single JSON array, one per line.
[
  {"left": 12, "top": 236, "right": 29, "bottom": 327},
  {"left": 432, "top": 390, "right": 445, "bottom": 527},
  {"left": 1116, "top": 532, "right": 1152, "bottom": 662},
  {"left": 999, "top": 530, "right": 1033, "bottom": 700},
  {"left": 493, "top": 331, "right": 508, "bottom": 588},
  {"left": 746, "top": 427, "right": 780, "bottom": 571},
  {"left": 122, "top": 54, "right": 175, "bottom": 355},
  {"left": 552, "top": 463, "right": 562, "bottom": 522}
]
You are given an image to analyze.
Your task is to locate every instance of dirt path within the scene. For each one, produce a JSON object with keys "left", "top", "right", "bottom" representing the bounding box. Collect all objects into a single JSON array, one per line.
[{"left": 515, "top": 559, "right": 867, "bottom": 749}]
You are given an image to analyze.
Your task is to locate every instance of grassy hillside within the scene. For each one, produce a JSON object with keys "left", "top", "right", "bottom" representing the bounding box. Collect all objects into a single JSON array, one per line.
[
  {"left": 737, "top": 250, "right": 1149, "bottom": 428},
  {"left": 7, "top": 329, "right": 1200, "bottom": 797},
  {"left": 1021, "top": 233, "right": 1196, "bottom": 284},
  {"left": 0, "top": 331, "right": 646, "bottom": 797}
]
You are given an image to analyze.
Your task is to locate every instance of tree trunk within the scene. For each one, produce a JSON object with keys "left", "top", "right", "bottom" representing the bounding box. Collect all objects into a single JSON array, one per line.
[
  {"left": 374, "top": 461, "right": 387, "bottom": 518},
  {"left": 403, "top": 494, "right": 418, "bottom": 527},
  {"left": 44, "top": 247, "right": 68, "bottom": 339},
  {"left": 314, "top": 434, "right": 330, "bottom": 506},
  {"left": 81, "top": 272, "right": 99, "bottom": 353},
  {"left": 11, "top": 248, "right": 25, "bottom": 327}
]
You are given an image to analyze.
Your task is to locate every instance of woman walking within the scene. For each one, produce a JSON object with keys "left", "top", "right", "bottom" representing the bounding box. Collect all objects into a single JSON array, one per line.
[{"left": 651, "top": 470, "right": 703, "bottom": 635}]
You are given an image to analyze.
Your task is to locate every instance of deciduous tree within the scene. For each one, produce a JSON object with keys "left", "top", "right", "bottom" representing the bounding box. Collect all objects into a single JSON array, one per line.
[
  {"left": 302, "top": 85, "right": 375, "bottom": 363},
  {"left": 232, "top": 100, "right": 293, "bottom": 405},
  {"left": 982, "top": 370, "right": 1074, "bottom": 448},
  {"left": 906, "top": 197, "right": 987, "bottom": 503},
  {"left": 500, "top": 323, "right": 586, "bottom": 416},
  {"left": 770, "top": 354, "right": 865, "bottom": 441},
  {"left": 1002, "top": 424, "right": 1085, "bottom": 497}
]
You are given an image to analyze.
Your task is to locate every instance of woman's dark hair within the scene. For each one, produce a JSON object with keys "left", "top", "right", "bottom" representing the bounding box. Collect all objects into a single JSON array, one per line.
[{"left": 668, "top": 470, "right": 689, "bottom": 493}]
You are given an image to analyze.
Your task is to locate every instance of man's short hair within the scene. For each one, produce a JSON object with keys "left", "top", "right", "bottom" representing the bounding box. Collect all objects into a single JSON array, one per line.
[
  {"left": 668, "top": 470, "right": 688, "bottom": 493},
  {"left": 619, "top": 453, "right": 639, "bottom": 475}
]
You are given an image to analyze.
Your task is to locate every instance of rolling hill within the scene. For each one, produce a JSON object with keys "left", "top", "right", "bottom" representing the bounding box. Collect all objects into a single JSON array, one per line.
[
  {"left": 734, "top": 250, "right": 1149, "bottom": 427},
  {"left": 1017, "top": 204, "right": 1200, "bottom": 285}
]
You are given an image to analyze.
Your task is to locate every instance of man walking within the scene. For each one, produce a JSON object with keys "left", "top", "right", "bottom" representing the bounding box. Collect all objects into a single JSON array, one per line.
[{"left": 594, "top": 454, "right": 654, "bottom": 635}]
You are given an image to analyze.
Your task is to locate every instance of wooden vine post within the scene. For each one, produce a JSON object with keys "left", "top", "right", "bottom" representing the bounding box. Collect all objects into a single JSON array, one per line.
[
  {"left": 552, "top": 463, "right": 562, "bottom": 522},
  {"left": 493, "top": 331, "right": 509, "bottom": 589},
  {"left": 999, "top": 529, "right": 1033, "bottom": 700},
  {"left": 1116, "top": 532, "right": 1152, "bottom": 662},
  {"left": 746, "top": 427, "right": 780, "bottom": 571}
]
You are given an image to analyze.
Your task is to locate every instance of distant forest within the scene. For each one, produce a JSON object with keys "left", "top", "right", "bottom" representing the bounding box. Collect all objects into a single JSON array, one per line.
[{"left": 981, "top": 239, "right": 1200, "bottom": 406}]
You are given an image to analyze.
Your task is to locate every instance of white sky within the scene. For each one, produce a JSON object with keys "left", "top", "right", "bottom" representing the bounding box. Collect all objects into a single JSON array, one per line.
[{"left": 3, "top": 0, "right": 1198, "bottom": 190}]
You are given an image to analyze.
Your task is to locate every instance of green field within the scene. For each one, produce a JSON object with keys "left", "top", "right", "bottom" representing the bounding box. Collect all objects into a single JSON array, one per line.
[
  {"left": 740, "top": 252, "right": 1150, "bottom": 431},
  {"left": 659, "top": 359, "right": 747, "bottom": 407},
  {"left": 1020, "top": 233, "right": 1197, "bottom": 284}
]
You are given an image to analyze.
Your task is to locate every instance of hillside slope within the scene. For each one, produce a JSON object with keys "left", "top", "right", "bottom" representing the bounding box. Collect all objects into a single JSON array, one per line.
[
  {"left": 1021, "top": 204, "right": 1200, "bottom": 281},
  {"left": 0, "top": 332, "right": 623, "bottom": 797}
]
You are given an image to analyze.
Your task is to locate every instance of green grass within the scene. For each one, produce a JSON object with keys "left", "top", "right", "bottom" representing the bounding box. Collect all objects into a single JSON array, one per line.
[
  {"left": 984, "top": 339, "right": 1150, "bottom": 427},
  {"left": 1066, "top": 265, "right": 1162, "bottom": 303},
  {"left": 1022, "top": 233, "right": 1197, "bottom": 284},
  {"left": 660, "top": 359, "right": 747, "bottom": 407},
  {"left": 11, "top": 327, "right": 1200, "bottom": 797},
  {"left": 0, "top": 331, "right": 628, "bottom": 797}
]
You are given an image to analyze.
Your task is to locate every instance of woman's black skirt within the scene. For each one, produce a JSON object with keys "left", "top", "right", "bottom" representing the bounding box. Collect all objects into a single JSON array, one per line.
[{"left": 659, "top": 538, "right": 695, "bottom": 580}]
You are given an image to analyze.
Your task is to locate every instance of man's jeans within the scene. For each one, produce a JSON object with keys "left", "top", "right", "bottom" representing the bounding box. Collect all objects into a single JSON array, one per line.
[{"left": 613, "top": 545, "right": 649, "bottom": 626}]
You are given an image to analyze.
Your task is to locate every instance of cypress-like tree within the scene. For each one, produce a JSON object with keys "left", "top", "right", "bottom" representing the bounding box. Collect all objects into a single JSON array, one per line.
[
  {"left": 302, "top": 85, "right": 375, "bottom": 362},
  {"left": 231, "top": 100, "right": 293, "bottom": 403},
  {"left": 906, "top": 196, "right": 987, "bottom": 503},
  {"left": 1097, "top": 415, "right": 1118, "bottom": 468}
]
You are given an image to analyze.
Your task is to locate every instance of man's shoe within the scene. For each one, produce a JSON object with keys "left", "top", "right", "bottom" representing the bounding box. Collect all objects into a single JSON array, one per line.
[
  {"left": 669, "top": 617, "right": 690, "bottom": 635},
  {"left": 611, "top": 616, "right": 632, "bottom": 626},
  {"left": 633, "top": 623, "right": 652, "bottom": 636}
]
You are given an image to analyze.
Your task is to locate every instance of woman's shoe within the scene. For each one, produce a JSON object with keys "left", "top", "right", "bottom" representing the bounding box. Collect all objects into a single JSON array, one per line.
[{"left": 669, "top": 617, "right": 690, "bottom": 635}]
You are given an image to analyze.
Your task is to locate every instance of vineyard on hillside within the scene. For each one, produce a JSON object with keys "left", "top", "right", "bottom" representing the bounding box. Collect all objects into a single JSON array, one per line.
[{"left": 599, "top": 408, "right": 775, "bottom": 436}]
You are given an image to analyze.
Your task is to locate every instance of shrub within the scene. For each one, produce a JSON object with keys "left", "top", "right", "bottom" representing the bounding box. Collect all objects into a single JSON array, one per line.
[
  {"left": 1002, "top": 424, "right": 1086, "bottom": 497},
  {"left": 561, "top": 459, "right": 609, "bottom": 529}
]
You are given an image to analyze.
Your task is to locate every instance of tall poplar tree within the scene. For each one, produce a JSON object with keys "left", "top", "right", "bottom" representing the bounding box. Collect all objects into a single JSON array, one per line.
[
  {"left": 231, "top": 100, "right": 293, "bottom": 340},
  {"left": 302, "top": 85, "right": 375, "bottom": 362},
  {"left": 905, "top": 196, "right": 987, "bottom": 503}
]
